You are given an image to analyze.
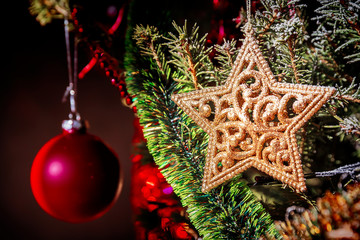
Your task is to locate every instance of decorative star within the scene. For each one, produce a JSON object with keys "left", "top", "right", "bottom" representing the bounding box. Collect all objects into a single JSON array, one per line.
[{"left": 171, "top": 26, "right": 336, "bottom": 193}]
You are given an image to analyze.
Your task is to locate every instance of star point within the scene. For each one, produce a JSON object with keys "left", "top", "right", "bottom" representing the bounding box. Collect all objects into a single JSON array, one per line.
[{"left": 172, "top": 29, "right": 335, "bottom": 193}]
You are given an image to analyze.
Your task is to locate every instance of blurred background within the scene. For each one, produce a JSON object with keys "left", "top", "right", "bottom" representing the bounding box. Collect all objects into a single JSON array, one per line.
[
  {"left": 1, "top": 0, "right": 135, "bottom": 239},
  {"left": 1, "top": 0, "right": 242, "bottom": 238}
]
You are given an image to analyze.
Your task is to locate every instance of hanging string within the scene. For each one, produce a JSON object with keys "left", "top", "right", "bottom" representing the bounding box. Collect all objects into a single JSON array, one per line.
[
  {"left": 63, "top": 14, "right": 79, "bottom": 120},
  {"left": 73, "top": 34, "right": 79, "bottom": 120},
  {"left": 247, "top": 0, "right": 251, "bottom": 24},
  {"left": 246, "top": 0, "right": 252, "bottom": 33},
  {"left": 64, "top": 15, "right": 72, "bottom": 86}
]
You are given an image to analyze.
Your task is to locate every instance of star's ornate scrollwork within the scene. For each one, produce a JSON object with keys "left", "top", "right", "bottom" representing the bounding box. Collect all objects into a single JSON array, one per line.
[{"left": 172, "top": 26, "right": 336, "bottom": 193}]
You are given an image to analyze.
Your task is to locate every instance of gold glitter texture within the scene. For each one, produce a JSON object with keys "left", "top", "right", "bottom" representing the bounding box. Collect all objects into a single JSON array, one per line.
[{"left": 171, "top": 26, "right": 336, "bottom": 193}]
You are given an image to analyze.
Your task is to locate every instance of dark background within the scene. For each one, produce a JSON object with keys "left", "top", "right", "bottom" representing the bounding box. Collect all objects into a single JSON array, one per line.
[
  {"left": 1, "top": 0, "right": 238, "bottom": 238},
  {"left": 1, "top": 0, "right": 135, "bottom": 239}
]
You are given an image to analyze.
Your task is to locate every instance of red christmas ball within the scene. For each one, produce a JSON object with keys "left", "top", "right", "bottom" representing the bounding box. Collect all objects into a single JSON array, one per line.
[{"left": 31, "top": 127, "right": 122, "bottom": 223}]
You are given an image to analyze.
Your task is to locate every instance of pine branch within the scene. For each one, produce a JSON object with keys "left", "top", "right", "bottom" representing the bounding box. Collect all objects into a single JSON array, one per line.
[
  {"left": 247, "top": 162, "right": 360, "bottom": 187},
  {"left": 214, "top": 39, "right": 239, "bottom": 85},
  {"left": 340, "top": 0, "right": 360, "bottom": 36},
  {"left": 336, "top": 94, "right": 360, "bottom": 103},
  {"left": 312, "top": 0, "right": 360, "bottom": 65},
  {"left": 29, "top": 0, "right": 70, "bottom": 26},
  {"left": 184, "top": 43, "right": 199, "bottom": 89},
  {"left": 258, "top": 9, "right": 280, "bottom": 39},
  {"left": 347, "top": 19, "right": 360, "bottom": 36},
  {"left": 150, "top": 40, "right": 165, "bottom": 73},
  {"left": 334, "top": 79, "right": 360, "bottom": 104},
  {"left": 133, "top": 25, "right": 169, "bottom": 83},
  {"left": 165, "top": 22, "right": 216, "bottom": 89},
  {"left": 251, "top": 1, "right": 312, "bottom": 85},
  {"left": 339, "top": 116, "right": 360, "bottom": 136},
  {"left": 287, "top": 36, "right": 300, "bottom": 83}
]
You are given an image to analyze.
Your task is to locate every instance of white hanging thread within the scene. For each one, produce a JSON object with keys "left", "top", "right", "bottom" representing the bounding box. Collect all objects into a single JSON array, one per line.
[{"left": 63, "top": 14, "right": 80, "bottom": 120}]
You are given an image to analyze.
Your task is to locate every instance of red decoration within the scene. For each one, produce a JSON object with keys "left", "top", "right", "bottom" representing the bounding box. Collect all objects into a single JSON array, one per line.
[
  {"left": 78, "top": 56, "right": 98, "bottom": 79},
  {"left": 30, "top": 129, "right": 122, "bottom": 223},
  {"left": 130, "top": 118, "right": 195, "bottom": 239},
  {"left": 174, "top": 224, "right": 191, "bottom": 239},
  {"left": 108, "top": 6, "right": 125, "bottom": 35}
]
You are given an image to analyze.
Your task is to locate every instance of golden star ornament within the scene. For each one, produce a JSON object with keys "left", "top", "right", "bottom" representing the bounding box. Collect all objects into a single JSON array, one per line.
[{"left": 171, "top": 25, "right": 336, "bottom": 193}]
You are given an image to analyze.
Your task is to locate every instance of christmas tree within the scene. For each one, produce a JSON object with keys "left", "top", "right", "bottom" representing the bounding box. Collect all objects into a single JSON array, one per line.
[{"left": 29, "top": 0, "right": 360, "bottom": 239}]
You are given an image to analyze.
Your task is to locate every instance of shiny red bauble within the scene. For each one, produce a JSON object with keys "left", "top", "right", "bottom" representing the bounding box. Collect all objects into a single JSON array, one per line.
[{"left": 31, "top": 129, "right": 122, "bottom": 223}]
